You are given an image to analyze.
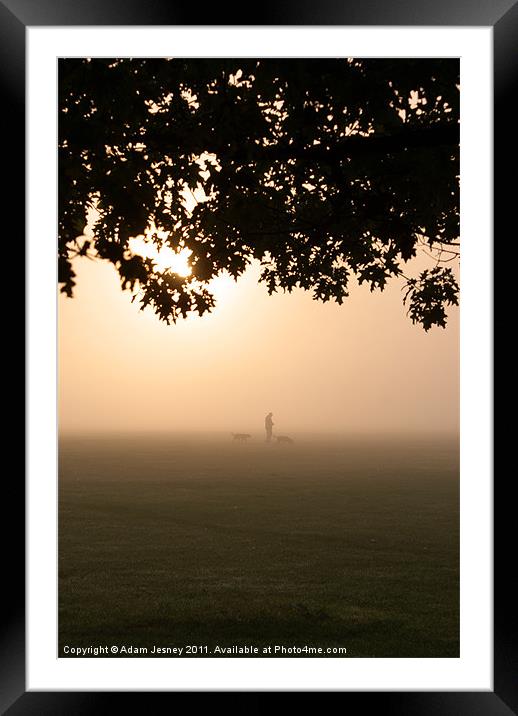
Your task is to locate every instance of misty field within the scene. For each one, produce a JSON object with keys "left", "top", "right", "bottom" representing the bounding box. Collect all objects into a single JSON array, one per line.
[{"left": 59, "top": 434, "right": 459, "bottom": 657}]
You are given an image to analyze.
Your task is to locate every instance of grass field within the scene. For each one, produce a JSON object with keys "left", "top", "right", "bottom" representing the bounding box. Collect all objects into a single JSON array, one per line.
[{"left": 58, "top": 433, "right": 459, "bottom": 657}]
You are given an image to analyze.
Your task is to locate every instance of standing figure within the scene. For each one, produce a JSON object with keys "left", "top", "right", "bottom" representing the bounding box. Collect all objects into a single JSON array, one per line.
[{"left": 265, "top": 412, "right": 274, "bottom": 442}]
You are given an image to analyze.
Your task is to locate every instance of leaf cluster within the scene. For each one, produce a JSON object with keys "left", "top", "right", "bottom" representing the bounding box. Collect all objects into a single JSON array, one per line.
[{"left": 59, "top": 58, "right": 459, "bottom": 327}]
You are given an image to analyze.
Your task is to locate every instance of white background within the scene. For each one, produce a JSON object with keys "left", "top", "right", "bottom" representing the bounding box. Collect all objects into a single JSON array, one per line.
[{"left": 27, "top": 26, "right": 492, "bottom": 691}]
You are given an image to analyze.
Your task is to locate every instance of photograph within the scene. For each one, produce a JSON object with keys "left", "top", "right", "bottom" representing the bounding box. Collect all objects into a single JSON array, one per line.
[
  {"left": 58, "top": 57, "right": 461, "bottom": 659},
  {"left": 0, "top": 0, "right": 501, "bottom": 704}
]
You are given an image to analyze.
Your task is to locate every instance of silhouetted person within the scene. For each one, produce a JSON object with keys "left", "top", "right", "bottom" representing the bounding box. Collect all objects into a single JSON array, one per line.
[{"left": 265, "top": 412, "right": 274, "bottom": 442}]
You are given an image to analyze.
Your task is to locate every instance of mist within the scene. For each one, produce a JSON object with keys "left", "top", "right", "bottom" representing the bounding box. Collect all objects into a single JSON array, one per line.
[{"left": 58, "top": 252, "right": 458, "bottom": 438}]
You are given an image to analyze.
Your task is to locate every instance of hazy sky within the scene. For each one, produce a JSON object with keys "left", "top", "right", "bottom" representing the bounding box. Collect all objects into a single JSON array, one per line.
[{"left": 59, "top": 249, "right": 459, "bottom": 436}]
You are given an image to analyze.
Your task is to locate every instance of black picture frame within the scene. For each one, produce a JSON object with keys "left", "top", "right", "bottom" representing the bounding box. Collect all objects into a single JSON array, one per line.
[{"left": 6, "top": 0, "right": 503, "bottom": 710}]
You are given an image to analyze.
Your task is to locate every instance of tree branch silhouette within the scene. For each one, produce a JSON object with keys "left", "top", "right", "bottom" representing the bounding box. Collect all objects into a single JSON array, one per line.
[{"left": 59, "top": 58, "right": 460, "bottom": 329}]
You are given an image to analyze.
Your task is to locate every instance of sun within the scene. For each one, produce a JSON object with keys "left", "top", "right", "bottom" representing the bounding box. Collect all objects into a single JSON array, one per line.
[
  {"left": 129, "top": 236, "right": 192, "bottom": 277},
  {"left": 129, "top": 235, "right": 239, "bottom": 307},
  {"left": 152, "top": 246, "right": 192, "bottom": 277}
]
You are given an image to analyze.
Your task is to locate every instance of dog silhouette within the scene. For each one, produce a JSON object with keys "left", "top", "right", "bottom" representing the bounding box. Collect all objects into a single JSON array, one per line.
[{"left": 231, "top": 433, "right": 252, "bottom": 442}]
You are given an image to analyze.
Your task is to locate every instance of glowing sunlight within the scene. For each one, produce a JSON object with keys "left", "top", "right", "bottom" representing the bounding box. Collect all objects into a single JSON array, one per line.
[
  {"left": 129, "top": 236, "right": 192, "bottom": 277},
  {"left": 208, "top": 272, "right": 238, "bottom": 304}
]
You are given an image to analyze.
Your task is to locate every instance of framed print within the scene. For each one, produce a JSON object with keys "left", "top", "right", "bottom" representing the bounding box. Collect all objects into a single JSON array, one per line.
[{"left": 3, "top": 0, "right": 505, "bottom": 710}]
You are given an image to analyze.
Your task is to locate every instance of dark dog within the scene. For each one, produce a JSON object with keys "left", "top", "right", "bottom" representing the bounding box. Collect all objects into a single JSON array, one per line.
[
  {"left": 276, "top": 435, "right": 294, "bottom": 444},
  {"left": 232, "top": 433, "right": 252, "bottom": 442}
]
